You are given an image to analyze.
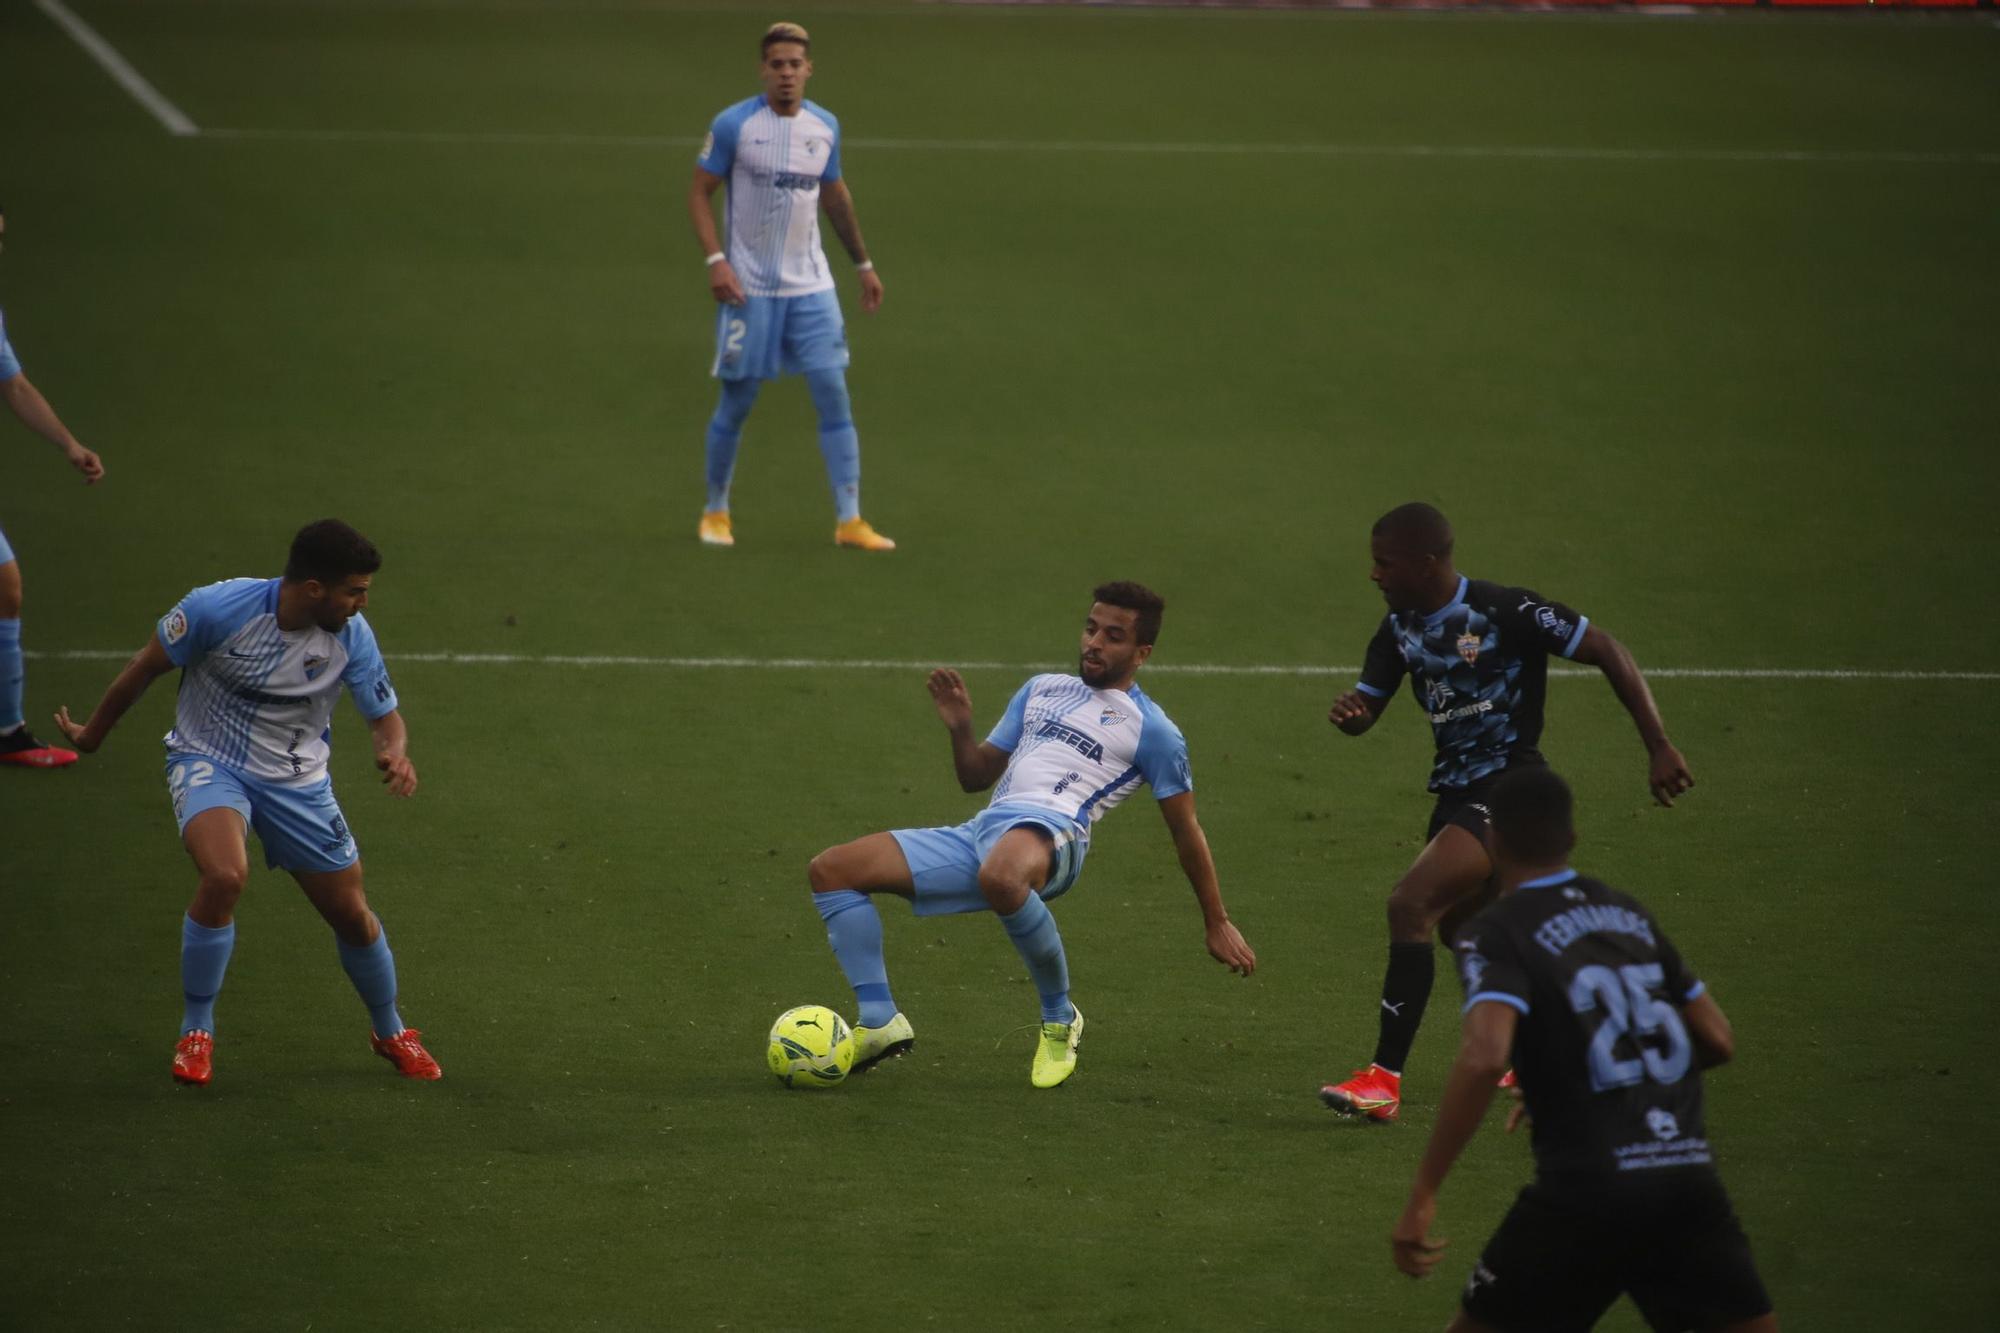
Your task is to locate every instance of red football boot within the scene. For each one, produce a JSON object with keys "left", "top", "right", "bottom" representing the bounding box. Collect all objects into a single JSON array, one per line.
[
  {"left": 1498, "top": 1069, "right": 1518, "bottom": 1089},
  {"left": 173, "top": 1030, "right": 214, "bottom": 1085},
  {"left": 371, "top": 1027, "right": 442, "bottom": 1080},
  {"left": 0, "top": 726, "right": 79, "bottom": 768},
  {"left": 1319, "top": 1064, "right": 1402, "bottom": 1121}
]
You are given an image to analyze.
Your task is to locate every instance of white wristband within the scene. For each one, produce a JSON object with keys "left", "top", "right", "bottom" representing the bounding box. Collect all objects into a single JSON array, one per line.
[
  {"left": 855, "top": 260, "right": 875, "bottom": 273},
  {"left": 704, "top": 252, "right": 726, "bottom": 268}
]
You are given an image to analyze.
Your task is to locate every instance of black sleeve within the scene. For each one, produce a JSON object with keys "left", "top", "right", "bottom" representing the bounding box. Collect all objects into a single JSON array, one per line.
[
  {"left": 1493, "top": 585, "right": 1590, "bottom": 661},
  {"left": 1454, "top": 917, "right": 1533, "bottom": 1016},
  {"left": 1356, "top": 618, "right": 1405, "bottom": 700}
]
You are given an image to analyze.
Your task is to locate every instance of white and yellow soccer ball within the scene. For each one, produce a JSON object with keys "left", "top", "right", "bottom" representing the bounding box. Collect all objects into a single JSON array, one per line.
[{"left": 766, "top": 1005, "right": 855, "bottom": 1089}]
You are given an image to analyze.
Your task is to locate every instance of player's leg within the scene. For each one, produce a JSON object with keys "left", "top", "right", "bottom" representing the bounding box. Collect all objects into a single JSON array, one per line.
[
  {"left": 786, "top": 290, "right": 892, "bottom": 549},
  {"left": 173, "top": 800, "right": 252, "bottom": 1085},
  {"left": 291, "top": 862, "right": 441, "bottom": 1079},
  {"left": 804, "top": 367, "right": 861, "bottom": 525},
  {"left": 1322, "top": 822, "right": 1493, "bottom": 1119},
  {"left": 808, "top": 832, "right": 918, "bottom": 1063},
  {"left": 701, "top": 376, "right": 762, "bottom": 544},
  {"left": 0, "top": 551, "right": 73, "bottom": 766},
  {"left": 978, "top": 825, "right": 1083, "bottom": 1088}
]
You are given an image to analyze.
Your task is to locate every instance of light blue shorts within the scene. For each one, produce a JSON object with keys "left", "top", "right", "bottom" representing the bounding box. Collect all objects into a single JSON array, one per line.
[
  {"left": 711, "top": 289, "right": 849, "bottom": 381},
  {"left": 166, "top": 752, "right": 359, "bottom": 874},
  {"left": 0, "top": 523, "right": 14, "bottom": 565},
  {"left": 891, "top": 804, "right": 1087, "bottom": 918}
]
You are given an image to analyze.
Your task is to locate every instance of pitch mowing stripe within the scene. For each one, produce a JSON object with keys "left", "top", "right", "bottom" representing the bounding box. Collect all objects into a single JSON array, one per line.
[
  {"left": 22, "top": 649, "right": 1998, "bottom": 682},
  {"left": 33, "top": 0, "right": 199, "bottom": 137},
  {"left": 191, "top": 127, "right": 2000, "bottom": 167}
]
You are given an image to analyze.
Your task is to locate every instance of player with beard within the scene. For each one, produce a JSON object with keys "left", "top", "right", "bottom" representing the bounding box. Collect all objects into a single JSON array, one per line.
[
  {"left": 1320, "top": 503, "right": 1692, "bottom": 1122},
  {"left": 804, "top": 581, "right": 1257, "bottom": 1088}
]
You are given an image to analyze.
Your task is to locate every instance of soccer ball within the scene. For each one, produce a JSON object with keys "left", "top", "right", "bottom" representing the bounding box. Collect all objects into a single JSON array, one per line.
[{"left": 766, "top": 1004, "right": 855, "bottom": 1089}]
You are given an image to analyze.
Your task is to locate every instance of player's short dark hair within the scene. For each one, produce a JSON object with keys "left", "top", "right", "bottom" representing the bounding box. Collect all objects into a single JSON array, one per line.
[
  {"left": 1489, "top": 765, "right": 1575, "bottom": 864},
  {"left": 284, "top": 519, "right": 381, "bottom": 585},
  {"left": 762, "top": 21, "right": 810, "bottom": 54},
  {"left": 1372, "top": 502, "right": 1454, "bottom": 558},
  {"left": 1091, "top": 581, "right": 1165, "bottom": 647}
]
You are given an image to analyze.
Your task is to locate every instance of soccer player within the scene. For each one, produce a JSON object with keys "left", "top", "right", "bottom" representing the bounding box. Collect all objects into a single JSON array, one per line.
[
  {"left": 0, "top": 202, "right": 106, "bottom": 769},
  {"left": 806, "top": 581, "right": 1257, "bottom": 1088},
  {"left": 1389, "top": 766, "right": 1776, "bottom": 1332},
  {"left": 52, "top": 520, "right": 442, "bottom": 1086},
  {"left": 1320, "top": 502, "right": 1693, "bottom": 1121},
  {"left": 687, "top": 21, "right": 894, "bottom": 552}
]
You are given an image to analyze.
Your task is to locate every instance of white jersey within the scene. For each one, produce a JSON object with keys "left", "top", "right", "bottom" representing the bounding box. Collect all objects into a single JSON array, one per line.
[
  {"left": 984, "top": 674, "right": 1193, "bottom": 838},
  {"left": 156, "top": 577, "right": 399, "bottom": 784},
  {"left": 696, "top": 95, "right": 843, "bottom": 298}
]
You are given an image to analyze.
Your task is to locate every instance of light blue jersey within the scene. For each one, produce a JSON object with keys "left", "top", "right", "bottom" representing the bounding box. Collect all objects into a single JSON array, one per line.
[
  {"left": 0, "top": 306, "right": 20, "bottom": 383},
  {"left": 697, "top": 95, "right": 843, "bottom": 298},
  {"left": 984, "top": 673, "right": 1193, "bottom": 838},
  {"left": 157, "top": 577, "right": 397, "bottom": 784}
]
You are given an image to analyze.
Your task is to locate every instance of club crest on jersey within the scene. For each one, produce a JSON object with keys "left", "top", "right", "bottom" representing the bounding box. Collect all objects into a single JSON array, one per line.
[
  {"left": 303, "top": 654, "right": 329, "bottom": 682},
  {"left": 1456, "top": 626, "right": 1482, "bottom": 665},
  {"left": 163, "top": 609, "right": 188, "bottom": 644},
  {"left": 1099, "top": 706, "right": 1129, "bottom": 727}
]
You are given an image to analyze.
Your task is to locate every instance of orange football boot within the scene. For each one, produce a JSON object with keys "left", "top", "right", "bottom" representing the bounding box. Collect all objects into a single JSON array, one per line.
[
  {"left": 1319, "top": 1064, "right": 1402, "bottom": 1121},
  {"left": 833, "top": 518, "right": 896, "bottom": 551},
  {"left": 173, "top": 1030, "right": 214, "bottom": 1085},
  {"left": 0, "top": 726, "right": 78, "bottom": 768},
  {"left": 371, "top": 1028, "right": 443, "bottom": 1080}
]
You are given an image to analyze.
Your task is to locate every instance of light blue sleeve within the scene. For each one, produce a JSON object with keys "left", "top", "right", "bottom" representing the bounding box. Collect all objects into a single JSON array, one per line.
[
  {"left": 157, "top": 582, "right": 247, "bottom": 667},
  {"left": 817, "top": 104, "right": 842, "bottom": 182},
  {"left": 1135, "top": 704, "right": 1193, "bottom": 801},
  {"left": 0, "top": 309, "right": 22, "bottom": 382},
  {"left": 697, "top": 102, "right": 748, "bottom": 176},
  {"left": 341, "top": 614, "right": 399, "bottom": 721},
  {"left": 984, "top": 678, "right": 1034, "bottom": 753}
]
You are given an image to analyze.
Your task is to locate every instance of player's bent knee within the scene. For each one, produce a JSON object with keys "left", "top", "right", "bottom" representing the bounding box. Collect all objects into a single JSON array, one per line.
[
  {"left": 1386, "top": 888, "right": 1437, "bottom": 941},
  {"left": 807, "top": 850, "right": 845, "bottom": 895},
  {"left": 977, "top": 869, "right": 1031, "bottom": 915}
]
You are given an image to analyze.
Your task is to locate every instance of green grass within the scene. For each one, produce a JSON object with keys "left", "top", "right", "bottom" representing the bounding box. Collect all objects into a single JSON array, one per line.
[{"left": 2, "top": 1, "right": 1997, "bottom": 1328}]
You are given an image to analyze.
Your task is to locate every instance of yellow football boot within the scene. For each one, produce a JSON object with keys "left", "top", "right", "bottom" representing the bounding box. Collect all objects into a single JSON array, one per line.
[
  {"left": 697, "top": 511, "right": 734, "bottom": 547},
  {"left": 833, "top": 517, "right": 896, "bottom": 551},
  {"left": 1030, "top": 1004, "right": 1083, "bottom": 1089},
  {"left": 850, "top": 1012, "right": 916, "bottom": 1073}
]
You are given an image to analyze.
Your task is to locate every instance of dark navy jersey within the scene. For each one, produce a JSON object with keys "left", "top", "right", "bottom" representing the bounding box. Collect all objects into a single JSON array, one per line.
[
  {"left": 1455, "top": 870, "right": 1713, "bottom": 1184},
  {"left": 1356, "top": 576, "right": 1588, "bottom": 792}
]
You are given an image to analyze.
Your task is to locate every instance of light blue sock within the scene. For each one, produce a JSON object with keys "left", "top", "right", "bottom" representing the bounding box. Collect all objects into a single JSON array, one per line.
[
  {"left": 337, "top": 919, "right": 405, "bottom": 1039},
  {"left": 999, "top": 894, "right": 1073, "bottom": 1024},
  {"left": 805, "top": 367, "right": 861, "bottom": 523},
  {"left": 815, "top": 889, "right": 897, "bottom": 1027},
  {"left": 0, "top": 617, "right": 22, "bottom": 731},
  {"left": 180, "top": 915, "right": 235, "bottom": 1036},
  {"left": 704, "top": 378, "right": 761, "bottom": 512}
]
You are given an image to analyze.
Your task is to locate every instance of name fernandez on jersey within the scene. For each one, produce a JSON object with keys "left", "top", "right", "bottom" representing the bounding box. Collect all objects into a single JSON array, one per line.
[{"left": 984, "top": 674, "right": 1192, "bottom": 837}]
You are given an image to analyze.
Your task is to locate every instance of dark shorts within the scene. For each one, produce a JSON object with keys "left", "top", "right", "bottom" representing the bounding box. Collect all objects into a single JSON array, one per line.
[
  {"left": 1426, "top": 778, "right": 1499, "bottom": 845},
  {"left": 1462, "top": 1174, "right": 1772, "bottom": 1333}
]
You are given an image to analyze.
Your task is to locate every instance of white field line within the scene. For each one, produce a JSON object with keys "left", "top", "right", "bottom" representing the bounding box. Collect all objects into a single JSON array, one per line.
[
  {"left": 34, "top": 0, "right": 199, "bottom": 137},
  {"left": 22, "top": 649, "right": 1998, "bottom": 682},
  {"left": 193, "top": 126, "right": 2000, "bottom": 166}
]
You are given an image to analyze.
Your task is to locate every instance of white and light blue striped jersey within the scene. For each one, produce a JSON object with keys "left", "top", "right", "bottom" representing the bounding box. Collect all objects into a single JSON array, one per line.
[
  {"left": 984, "top": 674, "right": 1193, "bottom": 837},
  {"left": 156, "top": 577, "right": 399, "bottom": 784},
  {"left": 696, "top": 95, "right": 843, "bottom": 298},
  {"left": 0, "top": 307, "right": 23, "bottom": 382}
]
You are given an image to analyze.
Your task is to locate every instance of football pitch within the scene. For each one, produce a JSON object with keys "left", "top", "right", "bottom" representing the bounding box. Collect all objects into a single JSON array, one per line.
[{"left": 2, "top": 0, "right": 1997, "bottom": 1327}]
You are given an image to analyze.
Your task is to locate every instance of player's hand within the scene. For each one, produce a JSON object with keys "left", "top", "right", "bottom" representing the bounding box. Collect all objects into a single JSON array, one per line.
[
  {"left": 1504, "top": 1083, "right": 1530, "bottom": 1134},
  {"left": 857, "top": 266, "right": 884, "bottom": 313},
  {"left": 66, "top": 443, "right": 104, "bottom": 484},
  {"left": 927, "top": 668, "right": 973, "bottom": 732},
  {"left": 1391, "top": 1194, "right": 1448, "bottom": 1279},
  {"left": 377, "top": 752, "right": 418, "bottom": 797},
  {"left": 52, "top": 705, "right": 96, "bottom": 753},
  {"left": 1328, "top": 690, "right": 1372, "bottom": 730},
  {"left": 1647, "top": 740, "right": 1693, "bottom": 807},
  {"left": 1205, "top": 919, "right": 1257, "bottom": 977},
  {"left": 709, "top": 259, "right": 746, "bottom": 307}
]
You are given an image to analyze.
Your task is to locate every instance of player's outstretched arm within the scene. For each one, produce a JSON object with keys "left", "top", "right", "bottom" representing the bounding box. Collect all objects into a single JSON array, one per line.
[
  {"left": 926, "top": 668, "right": 1007, "bottom": 792},
  {"left": 1327, "top": 688, "right": 1387, "bottom": 737},
  {"left": 688, "top": 168, "right": 745, "bottom": 306},
  {"left": 1157, "top": 792, "right": 1256, "bottom": 976},
  {"left": 2, "top": 373, "right": 103, "bottom": 483},
  {"left": 819, "top": 180, "right": 882, "bottom": 313},
  {"left": 368, "top": 709, "right": 418, "bottom": 797},
  {"left": 1569, "top": 625, "right": 1692, "bottom": 807},
  {"left": 1391, "top": 1001, "right": 1516, "bottom": 1280},
  {"left": 53, "top": 636, "right": 175, "bottom": 754}
]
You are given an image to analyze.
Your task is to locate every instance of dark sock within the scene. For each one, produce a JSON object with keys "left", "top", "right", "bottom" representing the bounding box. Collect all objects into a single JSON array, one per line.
[{"left": 1371, "top": 942, "right": 1436, "bottom": 1075}]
